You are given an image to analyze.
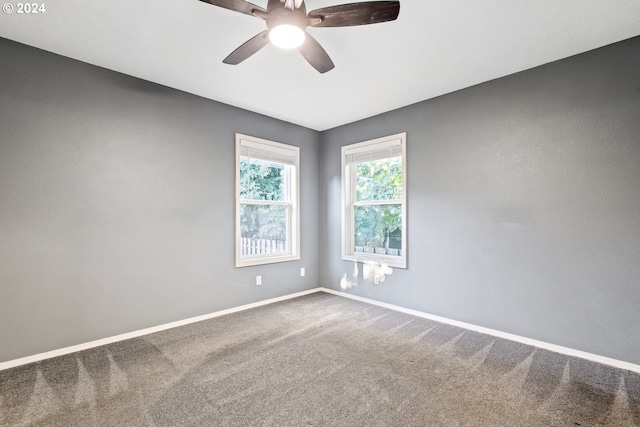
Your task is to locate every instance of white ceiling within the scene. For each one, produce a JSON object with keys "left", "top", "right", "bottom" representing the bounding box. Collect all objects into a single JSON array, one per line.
[{"left": 2, "top": 0, "right": 640, "bottom": 130}]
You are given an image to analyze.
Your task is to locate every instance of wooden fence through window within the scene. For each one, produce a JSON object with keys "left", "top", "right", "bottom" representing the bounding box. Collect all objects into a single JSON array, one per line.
[{"left": 241, "top": 238, "right": 286, "bottom": 256}]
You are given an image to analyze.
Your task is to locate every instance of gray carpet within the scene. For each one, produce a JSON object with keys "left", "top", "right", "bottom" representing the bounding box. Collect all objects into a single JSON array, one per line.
[{"left": 1, "top": 292, "right": 639, "bottom": 426}]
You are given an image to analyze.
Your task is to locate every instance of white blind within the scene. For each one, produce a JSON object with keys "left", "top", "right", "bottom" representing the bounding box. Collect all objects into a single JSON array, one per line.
[
  {"left": 344, "top": 139, "right": 402, "bottom": 164},
  {"left": 238, "top": 138, "right": 297, "bottom": 165}
]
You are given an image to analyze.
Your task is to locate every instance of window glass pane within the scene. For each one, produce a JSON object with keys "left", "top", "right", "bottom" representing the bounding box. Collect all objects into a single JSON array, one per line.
[
  {"left": 354, "top": 204, "right": 402, "bottom": 256},
  {"left": 355, "top": 157, "right": 402, "bottom": 202},
  {"left": 240, "top": 157, "right": 285, "bottom": 201},
  {"left": 240, "top": 204, "right": 288, "bottom": 256}
]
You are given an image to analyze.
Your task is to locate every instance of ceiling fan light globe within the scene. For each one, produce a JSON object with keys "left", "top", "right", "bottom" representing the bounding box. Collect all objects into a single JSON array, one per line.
[{"left": 269, "top": 24, "right": 305, "bottom": 49}]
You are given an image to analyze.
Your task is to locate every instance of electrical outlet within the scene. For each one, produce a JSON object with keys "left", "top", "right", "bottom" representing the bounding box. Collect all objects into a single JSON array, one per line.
[
  {"left": 256, "top": 275, "right": 262, "bottom": 286},
  {"left": 300, "top": 267, "right": 305, "bottom": 277}
]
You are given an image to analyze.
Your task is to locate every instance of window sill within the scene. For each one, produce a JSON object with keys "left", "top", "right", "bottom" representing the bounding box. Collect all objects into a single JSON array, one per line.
[
  {"left": 236, "top": 254, "right": 300, "bottom": 268},
  {"left": 343, "top": 253, "right": 406, "bottom": 269}
]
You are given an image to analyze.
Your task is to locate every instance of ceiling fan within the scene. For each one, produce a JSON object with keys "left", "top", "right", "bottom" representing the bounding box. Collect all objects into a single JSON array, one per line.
[{"left": 198, "top": 0, "right": 401, "bottom": 73}]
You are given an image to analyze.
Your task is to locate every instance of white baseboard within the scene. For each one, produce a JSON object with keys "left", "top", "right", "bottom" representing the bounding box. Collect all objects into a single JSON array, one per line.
[
  {"left": 320, "top": 287, "right": 640, "bottom": 374},
  {"left": 0, "top": 287, "right": 322, "bottom": 371},
  {"left": 3, "top": 286, "right": 639, "bottom": 375}
]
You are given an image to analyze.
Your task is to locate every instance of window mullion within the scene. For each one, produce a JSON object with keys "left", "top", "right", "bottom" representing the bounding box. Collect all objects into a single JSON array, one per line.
[
  {"left": 239, "top": 200, "right": 290, "bottom": 206},
  {"left": 354, "top": 199, "right": 402, "bottom": 207}
]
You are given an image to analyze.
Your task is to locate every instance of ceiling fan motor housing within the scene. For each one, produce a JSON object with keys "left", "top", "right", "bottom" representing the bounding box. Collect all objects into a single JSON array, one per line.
[{"left": 267, "top": 7, "right": 308, "bottom": 32}]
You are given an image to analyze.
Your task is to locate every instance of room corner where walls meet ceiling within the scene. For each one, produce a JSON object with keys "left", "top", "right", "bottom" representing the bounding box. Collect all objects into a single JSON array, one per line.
[{"left": 1, "top": 0, "right": 640, "bottom": 130}]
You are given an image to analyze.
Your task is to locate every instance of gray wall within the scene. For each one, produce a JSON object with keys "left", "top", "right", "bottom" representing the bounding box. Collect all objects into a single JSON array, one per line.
[
  {"left": 2, "top": 34, "right": 640, "bottom": 366},
  {"left": 320, "top": 37, "right": 640, "bottom": 365},
  {"left": 0, "top": 38, "right": 321, "bottom": 363}
]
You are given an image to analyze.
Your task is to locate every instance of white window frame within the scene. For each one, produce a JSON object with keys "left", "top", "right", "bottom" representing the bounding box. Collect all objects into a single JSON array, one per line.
[
  {"left": 235, "top": 134, "right": 300, "bottom": 268},
  {"left": 342, "top": 132, "right": 407, "bottom": 269}
]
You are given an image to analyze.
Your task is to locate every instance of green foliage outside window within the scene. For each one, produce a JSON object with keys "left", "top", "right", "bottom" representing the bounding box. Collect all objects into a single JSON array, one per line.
[
  {"left": 239, "top": 158, "right": 286, "bottom": 241},
  {"left": 356, "top": 157, "right": 402, "bottom": 201},
  {"left": 354, "top": 157, "right": 403, "bottom": 251},
  {"left": 240, "top": 158, "right": 284, "bottom": 201}
]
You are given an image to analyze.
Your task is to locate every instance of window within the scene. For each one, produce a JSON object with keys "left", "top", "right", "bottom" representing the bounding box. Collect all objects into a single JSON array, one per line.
[
  {"left": 235, "top": 134, "right": 300, "bottom": 267},
  {"left": 342, "top": 133, "right": 407, "bottom": 268}
]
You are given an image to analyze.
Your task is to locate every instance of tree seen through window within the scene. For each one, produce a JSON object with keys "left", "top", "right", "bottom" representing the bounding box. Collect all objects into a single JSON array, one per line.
[
  {"left": 354, "top": 157, "right": 403, "bottom": 255},
  {"left": 239, "top": 158, "right": 287, "bottom": 245}
]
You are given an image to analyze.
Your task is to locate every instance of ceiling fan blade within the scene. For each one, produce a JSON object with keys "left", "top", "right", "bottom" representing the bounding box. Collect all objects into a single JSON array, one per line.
[
  {"left": 298, "top": 32, "right": 335, "bottom": 73},
  {"left": 223, "top": 31, "right": 270, "bottom": 65},
  {"left": 308, "top": 1, "right": 400, "bottom": 27},
  {"left": 198, "top": 0, "right": 266, "bottom": 17}
]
